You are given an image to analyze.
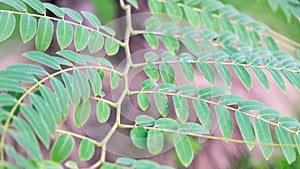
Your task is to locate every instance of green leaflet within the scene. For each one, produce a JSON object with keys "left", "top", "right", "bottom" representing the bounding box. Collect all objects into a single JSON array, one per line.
[
  {"left": 200, "top": 11, "right": 218, "bottom": 32},
  {"left": 263, "top": 36, "right": 279, "bottom": 52},
  {"left": 144, "top": 52, "right": 159, "bottom": 62},
  {"left": 179, "top": 61, "right": 194, "bottom": 82},
  {"left": 174, "top": 133, "right": 193, "bottom": 167},
  {"left": 141, "top": 79, "right": 158, "bottom": 90},
  {"left": 62, "top": 72, "right": 80, "bottom": 108},
  {"left": 282, "top": 70, "right": 300, "bottom": 91},
  {"left": 143, "top": 63, "right": 159, "bottom": 81},
  {"left": 132, "top": 160, "right": 159, "bottom": 169},
  {"left": 96, "top": 100, "right": 110, "bottom": 123},
  {"left": 148, "top": 0, "right": 164, "bottom": 16},
  {"left": 159, "top": 83, "right": 178, "bottom": 93},
  {"left": 35, "top": 18, "right": 53, "bottom": 52},
  {"left": 232, "top": 65, "right": 251, "bottom": 90},
  {"left": 219, "top": 4, "right": 239, "bottom": 18},
  {"left": 50, "top": 134, "right": 75, "bottom": 163},
  {"left": 196, "top": 62, "right": 215, "bottom": 84},
  {"left": 219, "top": 94, "right": 243, "bottom": 105},
  {"left": 268, "top": 68, "right": 286, "bottom": 93},
  {"left": 5, "top": 146, "right": 37, "bottom": 169},
  {"left": 192, "top": 99, "right": 212, "bottom": 131},
  {"left": 161, "top": 34, "right": 179, "bottom": 53},
  {"left": 155, "top": 118, "right": 178, "bottom": 130},
  {"left": 105, "top": 38, "right": 120, "bottom": 56},
  {"left": 143, "top": 33, "right": 159, "bottom": 49},
  {"left": 161, "top": 51, "right": 178, "bottom": 61},
  {"left": 219, "top": 31, "right": 238, "bottom": 45},
  {"left": 10, "top": 118, "right": 42, "bottom": 161},
  {"left": 145, "top": 17, "right": 162, "bottom": 31},
  {"left": 199, "top": 86, "right": 230, "bottom": 99},
  {"left": 74, "top": 25, "right": 89, "bottom": 52},
  {"left": 180, "top": 37, "right": 201, "bottom": 55},
  {"left": 0, "top": 70, "right": 36, "bottom": 83},
  {"left": 154, "top": 93, "right": 169, "bottom": 117},
  {"left": 20, "top": 14, "right": 36, "bottom": 43},
  {"left": 0, "top": 78, "right": 24, "bottom": 92},
  {"left": 65, "top": 161, "right": 78, "bottom": 169},
  {"left": 56, "top": 50, "right": 85, "bottom": 65},
  {"left": 0, "top": 0, "right": 26, "bottom": 11},
  {"left": 182, "top": 5, "right": 200, "bottom": 27},
  {"left": 81, "top": 11, "right": 101, "bottom": 28},
  {"left": 23, "top": 51, "right": 60, "bottom": 70},
  {"left": 21, "top": 0, "right": 45, "bottom": 14},
  {"left": 238, "top": 100, "right": 265, "bottom": 111},
  {"left": 251, "top": 67, "right": 270, "bottom": 91},
  {"left": 214, "top": 105, "right": 232, "bottom": 139},
  {"left": 179, "top": 123, "right": 209, "bottom": 134},
  {"left": 137, "top": 93, "right": 149, "bottom": 111},
  {"left": 56, "top": 20, "right": 73, "bottom": 50},
  {"left": 164, "top": 1, "right": 183, "bottom": 22},
  {"left": 110, "top": 71, "right": 119, "bottom": 89},
  {"left": 130, "top": 127, "right": 148, "bottom": 149},
  {"left": 61, "top": 8, "right": 83, "bottom": 23},
  {"left": 116, "top": 157, "right": 136, "bottom": 166},
  {"left": 254, "top": 118, "right": 273, "bottom": 159},
  {"left": 50, "top": 78, "right": 70, "bottom": 119},
  {"left": 135, "top": 115, "right": 155, "bottom": 127},
  {"left": 202, "top": 0, "right": 223, "bottom": 12},
  {"left": 259, "top": 108, "right": 279, "bottom": 120},
  {"left": 43, "top": 3, "right": 64, "bottom": 17},
  {"left": 173, "top": 95, "right": 189, "bottom": 123},
  {"left": 87, "top": 68, "right": 102, "bottom": 96},
  {"left": 74, "top": 69, "right": 91, "bottom": 102},
  {"left": 29, "top": 93, "right": 56, "bottom": 135},
  {"left": 147, "top": 129, "right": 164, "bottom": 155},
  {"left": 0, "top": 93, "right": 15, "bottom": 106},
  {"left": 127, "top": 0, "right": 139, "bottom": 9},
  {"left": 159, "top": 62, "right": 175, "bottom": 84},
  {"left": 235, "top": 111, "right": 255, "bottom": 150},
  {"left": 88, "top": 31, "right": 104, "bottom": 54},
  {"left": 74, "top": 100, "right": 91, "bottom": 127},
  {"left": 179, "top": 85, "right": 198, "bottom": 96},
  {"left": 79, "top": 139, "right": 95, "bottom": 161},
  {"left": 275, "top": 126, "right": 296, "bottom": 164},
  {"left": 278, "top": 116, "right": 300, "bottom": 129},
  {"left": 214, "top": 63, "right": 232, "bottom": 88},
  {"left": 21, "top": 105, "right": 50, "bottom": 149},
  {"left": 0, "top": 12, "right": 16, "bottom": 43}
]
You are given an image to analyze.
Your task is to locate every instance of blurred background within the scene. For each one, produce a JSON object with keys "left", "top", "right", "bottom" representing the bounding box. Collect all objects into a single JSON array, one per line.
[{"left": 0, "top": 0, "right": 299, "bottom": 168}]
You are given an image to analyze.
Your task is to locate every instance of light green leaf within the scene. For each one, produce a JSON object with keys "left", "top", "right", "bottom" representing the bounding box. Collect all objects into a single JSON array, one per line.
[
  {"left": 110, "top": 71, "right": 119, "bottom": 89},
  {"left": 144, "top": 52, "right": 159, "bottom": 62},
  {"left": 154, "top": 93, "right": 169, "bottom": 117},
  {"left": 238, "top": 100, "right": 265, "bottom": 111},
  {"left": 219, "top": 5, "right": 239, "bottom": 18},
  {"left": 179, "top": 123, "right": 209, "bottom": 134},
  {"left": 79, "top": 139, "right": 95, "bottom": 161},
  {"left": 219, "top": 94, "right": 243, "bottom": 105},
  {"left": 215, "top": 63, "right": 232, "bottom": 88},
  {"left": 62, "top": 72, "right": 80, "bottom": 108},
  {"left": 133, "top": 160, "right": 159, "bottom": 169},
  {"left": 23, "top": 51, "right": 60, "bottom": 70},
  {"left": 56, "top": 20, "right": 73, "bottom": 50},
  {"left": 105, "top": 38, "right": 120, "bottom": 56},
  {"left": 96, "top": 100, "right": 110, "bottom": 123},
  {"left": 275, "top": 126, "right": 296, "bottom": 164},
  {"left": 0, "top": 12, "right": 16, "bottom": 43},
  {"left": 234, "top": 24, "right": 250, "bottom": 43},
  {"left": 147, "top": 129, "right": 164, "bottom": 154},
  {"left": 81, "top": 11, "right": 101, "bottom": 28},
  {"left": 164, "top": 1, "right": 183, "bottom": 22},
  {"left": 148, "top": 0, "right": 164, "bottom": 15},
  {"left": 88, "top": 31, "right": 104, "bottom": 54},
  {"left": 135, "top": 115, "right": 155, "bottom": 127},
  {"left": 0, "top": 0, "right": 26, "bottom": 11},
  {"left": 155, "top": 118, "right": 178, "bottom": 130},
  {"left": 43, "top": 3, "right": 64, "bottom": 17},
  {"left": 144, "top": 63, "right": 159, "bottom": 81},
  {"left": 174, "top": 133, "right": 193, "bottom": 167},
  {"left": 87, "top": 68, "right": 102, "bottom": 96},
  {"left": 254, "top": 118, "right": 273, "bottom": 159},
  {"left": 251, "top": 67, "right": 270, "bottom": 91},
  {"left": 141, "top": 79, "right": 158, "bottom": 90},
  {"left": 35, "top": 18, "right": 53, "bottom": 52},
  {"left": 192, "top": 99, "right": 212, "bottom": 131},
  {"left": 7, "top": 64, "right": 47, "bottom": 76},
  {"left": 278, "top": 116, "right": 300, "bottom": 129},
  {"left": 145, "top": 17, "right": 162, "bottom": 31},
  {"left": 0, "top": 78, "right": 24, "bottom": 92},
  {"left": 50, "top": 134, "right": 75, "bottom": 163},
  {"left": 202, "top": 0, "right": 223, "bottom": 12},
  {"left": 173, "top": 95, "right": 189, "bottom": 123},
  {"left": 61, "top": 8, "right": 83, "bottom": 23},
  {"left": 50, "top": 78, "right": 70, "bottom": 119},
  {"left": 137, "top": 93, "right": 149, "bottom": 111},
  {"left": 180, "top": 37, "right": 201, "bottom": 55},
  {"left": 161, "top": 51, "right": 178, "bottom": 61},
  {"left": 0, "top": 70, "right": 36, "bottom": 83},
  {"left": 116, "top": 157, "right": 136, "bottom": 166},
  {"left": 56, "top": 50, "right": 85, "bottom": 65},
  {"left": 233, "top": 65, "right": 252, "bottom": 90},
  {"left": 282, "top": 70, "right": 300, "bottom": 91},
  {"left": 219, "top": 31, "right": 237, "bottom": 45},
  {"left": 65, "top": 161, "right": 79, "bottom": 169},
  {"left": 263, "top": 36, "right": 279, "bottom": 52},
  {"left": 235, "top": 111, "right": 255, "bottom": 150},
  {"left": 74, "top": 100, "right": 91, "bottom": 127},
  {"left": 127, "top": 0, "right": 139, "bottom": 9},
  {"left": 196, "top": 62, "right": 215, "bottom": 85},
  {"left": 20, "top": 14, "right": 36, "bottom": 43},
  {"left": 5, "top": 146, "right": 37, "bottom": 169},
  {"left": 0, "top": 93, "right": 15, "bottom": 106},
  {"left": 199, "top": 86, "right": 230, "bottom": 99},
  {"left": 259, "top": 108, "right": 280, "bottom": 120},
  {"left": 200, "top": 11, "right": 218, "bottom": 32},
  {"left": 74, "top": 69, "right": 90, "bottom": 101},
  {"left": 214, "top": 105, "right": 232, "bottom": 139},
  {"left": 143, "top": 33, "right": 159, "bottom": 49},
  {"left": 161, "top": 34, "right": 179, "bottom": 53},
  {"left": 182, "top": 5, "right": 200, "bottom": 27},
  {"left": 179, "top": 61, "right": 194, "bottom": 82},
  {"left": 130, "top": 127, "right": 148, "bottom": 149},
  {"left": 179, "top": 85, "right": 198, "bottom": 96},
  {"left": 268, "top": 68, "right": 286, "bottom": 93},
  {"left": 22, "top": 0, "right": 45, "bottom": 14},
  {"left": 159, "top": 83, "right": 178, "bottom": 93},
  {"left": 74, "top": 25, "right": 89, "bottom": 52},
  {"left": 21, "top": 105, "right": 50, "bottom": 149},
  {"left": 29, "top": 94, "right": 56, "bottom": 135},
  {"left": 159, "top": 62, "right": 175, "bottom": 84}
]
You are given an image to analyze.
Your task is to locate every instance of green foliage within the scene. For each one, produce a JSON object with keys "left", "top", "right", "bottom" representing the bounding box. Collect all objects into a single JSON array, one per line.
[{"left": 0, "top": 0, "right": 300, "bottom": 168}]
